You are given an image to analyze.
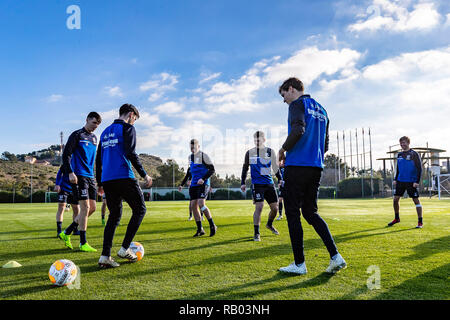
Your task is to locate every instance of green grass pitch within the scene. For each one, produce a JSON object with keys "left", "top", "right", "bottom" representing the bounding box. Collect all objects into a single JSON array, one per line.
[{"left": 0, "top": 199, "right": 449, "bottom": 300}]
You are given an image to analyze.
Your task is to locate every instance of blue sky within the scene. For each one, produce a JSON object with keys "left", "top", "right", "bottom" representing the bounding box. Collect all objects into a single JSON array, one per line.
[{"left": 1, "top": 0, "right": 449, "bottom": 175}]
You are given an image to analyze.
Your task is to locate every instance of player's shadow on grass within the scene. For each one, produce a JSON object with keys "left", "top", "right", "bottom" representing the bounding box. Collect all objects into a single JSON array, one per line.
[
  {"left": 138, "top": 221, "right": 250, "bottom": 237},
  {"left": 334, "top": 226, "right": 416, "bottom": 244},
  {"left": 0, "top": 283, "right": 60, "bottom": 299},
  {"left": 401, "top": 235, "right": 450, "bottom": 261},
  {"left": 374, "top": 263, "right": 450, "bottom": 300},
  {"left": 0, "top": 248, "right": 72, "bottom": 262},
  {"left": 0, "top": 235, "right": 59, "bottom": 242},
  {"left": 181, "top": 272, "right": 334, "bottom": 300},
  {"left": 0, "top": 228, "right": 56, "bottom": 236}
]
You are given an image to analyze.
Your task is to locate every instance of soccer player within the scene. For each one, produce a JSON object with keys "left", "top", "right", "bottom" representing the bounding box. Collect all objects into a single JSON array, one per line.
[
  {"left": 54, "top": 167, "right": 80, "bottom": 238},
  {"left": 388, "top": 136, "right": 423, "bottom": 228},
  {"left": 58, "top": 112, "right": 102, "bottom": 252},
  {"left": 178, "top": 139, "right": 217, "bottom": 237},
  {"left": 277, "top": 77, "right": 346, "bottom": 275},
  {"left": 240, "top": 131, "right": 281, "bottom": 241},
  {"left": 96, "top": 103, "right": 153, "bottom": 268},
  {"left": 277, "top": 163, "right": 285, "bottom": 220}
]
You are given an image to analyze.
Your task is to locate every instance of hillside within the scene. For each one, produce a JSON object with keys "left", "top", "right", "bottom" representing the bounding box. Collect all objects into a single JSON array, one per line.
[{"left": 0, "top": 154, "right": 163, "bottom": 192}]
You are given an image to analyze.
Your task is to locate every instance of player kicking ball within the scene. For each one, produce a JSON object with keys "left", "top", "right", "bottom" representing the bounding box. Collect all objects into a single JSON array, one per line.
[
  {"left": 241, "top": 131, "right": 281, "bottom": 241},
  {"left": 179, "top": 139, "right": 217, "bottom": 237},
  {"left": 388, "top": 136, "right": 423, "bottom": 229},
  {"left": 96, "top": 104, "right": 152, "bottom": 268}
]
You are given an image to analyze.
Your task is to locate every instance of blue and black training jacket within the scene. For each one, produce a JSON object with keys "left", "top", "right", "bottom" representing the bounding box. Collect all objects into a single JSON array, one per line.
[
  {"left": 96, "top": 119, "right": 147, "bottom": 185},
  {"left": 282, "top": 95, "right": 329, "bottom": 168}
]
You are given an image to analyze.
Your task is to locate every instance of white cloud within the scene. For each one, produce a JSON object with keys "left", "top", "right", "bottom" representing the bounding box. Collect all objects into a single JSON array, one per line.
[
  {"left": 104, "top": 86, "right": 124, "bottom": 97},
  {"left": 444, "top": 13, "right": 450, "bottom": 27},
  {"left": 262, "top": 46, "right": 362, "bottom": 87},
  {"left": 153, "top": 101, "right": 184, "bottom": 115},
  {"left": 199, "top": 72, "right": 221, "bottom": 84},
  {"left": 348, "top": 0, "right": 441, "bottom": 33},
  {"left": 315, "top": 46, "right": 450, "bottom": 167},
  {"left": 140, "top": 72, "right": 179, "bottom": 102},
  {"left": 46, "top": 94, "right": 63, "bottom": 102},
  {"left": 148, "top": 92, "right": 163, "bottom": 102}
]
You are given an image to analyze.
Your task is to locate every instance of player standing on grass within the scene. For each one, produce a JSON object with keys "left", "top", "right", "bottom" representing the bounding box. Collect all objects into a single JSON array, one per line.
[
  {"left": 58, "top": 112, "right": 101, "bottom": 252},
  {"left": 388, "top": 136, "right": 423, "bottom": 228},
  {"left": 178, "top": 139, "right": 217, "bottom": 237},
  {"left": 96, "top": 104, "right": 153, "bottom": 268},
  {"left": 240, "top": 131, "right": 281, "bottom": 241},
  {"left": 277, "top": 77, "right": 346, "bottom": 275},
  {"left": 54, "top": 167, "right": 80, "bottom": 238}
]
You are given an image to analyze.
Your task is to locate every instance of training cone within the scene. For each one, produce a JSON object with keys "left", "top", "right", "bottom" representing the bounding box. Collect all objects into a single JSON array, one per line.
[{"left": 2, "top": 261, "right": 22, "bottom": 268}]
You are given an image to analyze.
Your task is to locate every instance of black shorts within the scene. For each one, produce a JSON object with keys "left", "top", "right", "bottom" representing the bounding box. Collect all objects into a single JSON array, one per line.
[
  {"left": 394, "top": 181, "right": 419, "bottom": 198},
  {"left": 73, "top": 176, "right": 97, "bottom": 201},
  {"left": 58, "top": 190, "right": 78, "bottom": 205},
  {"left": 189, "top": 185, "right": 207, "bottom": 200},
  {"left": 252, "top": 184, "right": 278, "bottom": 204}
]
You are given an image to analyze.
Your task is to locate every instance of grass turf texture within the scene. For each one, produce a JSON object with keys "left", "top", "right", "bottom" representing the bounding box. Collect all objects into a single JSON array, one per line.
[{"left": 0, "top": 199, "right": 448, "bottom": 300}]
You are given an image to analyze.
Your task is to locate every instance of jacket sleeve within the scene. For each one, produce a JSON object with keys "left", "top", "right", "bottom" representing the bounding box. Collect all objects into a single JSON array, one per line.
[
  {"left": 55, "top": 169, "right": 63, "bottom": 186},
  {"left": 61, "top": 131, "right": 79, "bottom": 174},
  {"left": 270, "top": 148, "right": 281, "bottom": 179},
  {"left": 201, "top": 152, "right": 215, "bottom": 181},
  {"left": 413, "top": 151, "right": 422, "bottom": 183},
  {"left": 95, "top": 140, "right": 103, "bottom": 187},
  {"left": 241, "top": 151, "right": 250, "bottom": 185},
  {"left": 394, "top": 154, "right": 399, "bottom": 181},
  {"left": 282, "top": 99, "right": 306, "bottom": 151},
  {"left": 180, "top": 167, "right": 191, "bottom": 186},
  {"left": 123, "top": 124, "right": 147, "bottom": 178}
]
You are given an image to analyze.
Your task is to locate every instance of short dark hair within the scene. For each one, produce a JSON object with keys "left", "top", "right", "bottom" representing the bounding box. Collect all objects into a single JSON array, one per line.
[
  {"left": 119, "top": 103, "right": 140, "bottom": 119},
  {"left": 253, "top": 131, "right": 265, "bottom": 139},
  {"left": 190, "top": 139, "right": 199, "bottom": 146},
  {"left": 399, "top": 136, "right": 410, "bottom": 144},
  {"left": 279, "top": 77, "right": 304, "bottom": 94},
  {"left": 87, "top": 112, "right": 102, "bottom": 123}
]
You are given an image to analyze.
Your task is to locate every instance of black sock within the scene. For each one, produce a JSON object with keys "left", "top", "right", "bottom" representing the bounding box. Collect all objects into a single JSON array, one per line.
[
  {"left": 196, "top": 221, "right": 203, "bottom": 231},
  {"left": 267, "top": 218, "right": 274, "bottom": 227},
  {"left": 418, "top": 217, "right": 423, "bottom": 223},
  {"left": 57, "top": 222, "right": 62, "bottom": 234},
  {"left": 64, "top": 221, "right": 79, "bottom": 235},
  {"left": 207, "top": 218, "right": 215, "bottom": 228},
  {"left": 395, "top": 213, "right": 400, "bottom": 220},
  {"left": 254, "top": 225, "right": 260, "bottom": 235},
  {"left": 80, "top": 231, "right": 86, "bottom": 245},
  {"left": 279, "top": 202, "right": 283, "bottom": 215}
]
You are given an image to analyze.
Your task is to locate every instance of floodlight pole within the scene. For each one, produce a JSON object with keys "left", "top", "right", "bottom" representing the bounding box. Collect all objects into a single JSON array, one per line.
[
  {"left": 30, "top": 162, "right": 33, "bottom": 203},
  {"left": 343, "top": 130, "right": 346, "bottom": 179},
  {"left": 337, "top": 132, "right": 341, "bottom": 182},
  {"left": 369, "top": 128, "right": 374, "bottom": 198}
]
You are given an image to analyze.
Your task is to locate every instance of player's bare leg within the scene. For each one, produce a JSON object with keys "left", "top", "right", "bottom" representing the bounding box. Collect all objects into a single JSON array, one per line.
[
  {"left": 388, "top": 196, "right": 401, "bottom": 226},
  {"left": 197, "top": 198, "right": 217, "bottom": 236},
  {"left": 413, "top": 197, "right": 423, "bottom": 228},
  {"left": 253, "top": 202, "right": 264, "bottom": 241},
  {"left": 191, "top": 200, "right": 205, "bottom": 237},
  {"left": 266, "top": 202, "right": 280, "bottom": 235}
]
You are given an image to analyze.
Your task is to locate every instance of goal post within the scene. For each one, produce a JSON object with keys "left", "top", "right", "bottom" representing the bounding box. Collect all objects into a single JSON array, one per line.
[{"left": 45, "top": 192, "right": 58, "bottom": 203}]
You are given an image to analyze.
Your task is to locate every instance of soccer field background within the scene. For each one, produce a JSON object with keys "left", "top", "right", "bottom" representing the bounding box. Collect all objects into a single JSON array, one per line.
[{"left": 0, "top": 199, "right": 448, "bottom": 300}]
